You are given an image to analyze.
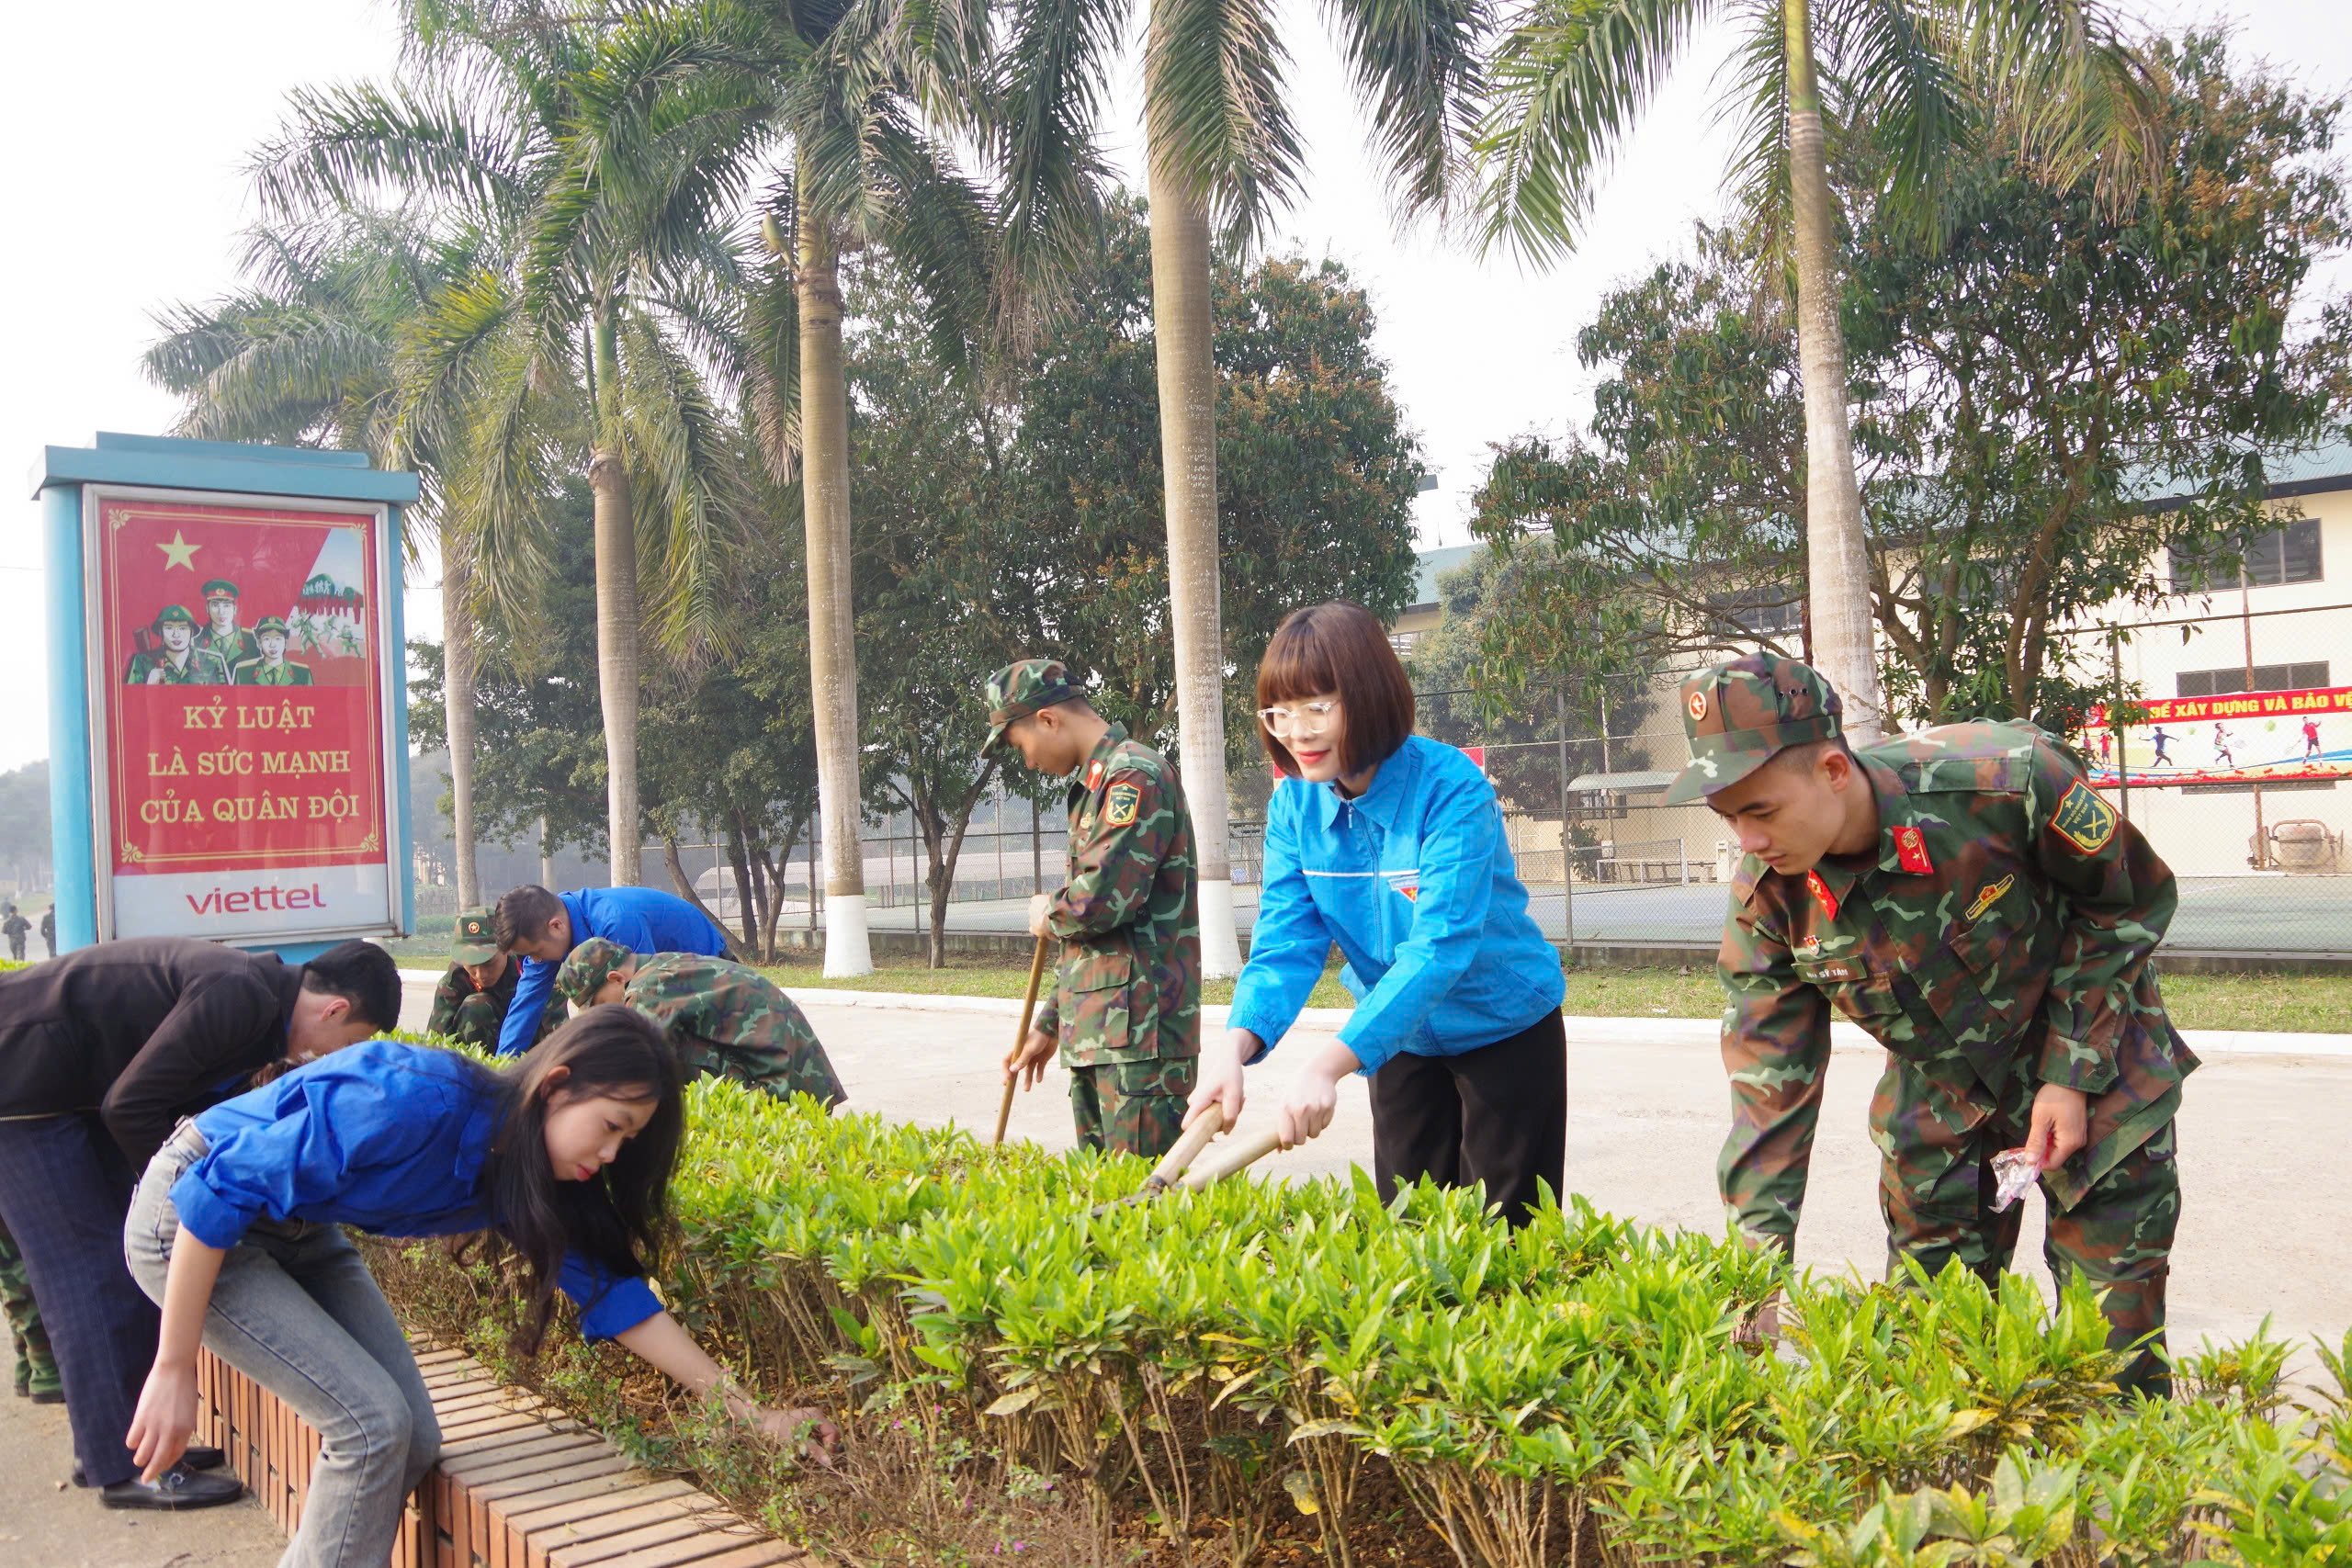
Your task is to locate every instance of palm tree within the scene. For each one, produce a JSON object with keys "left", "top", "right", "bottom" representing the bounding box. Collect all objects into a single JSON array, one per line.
[
  {"left": 555, "top": 0, "right": 1002, "bottom": 978},
  {"left": 998, "top": 0, "right": 1490, "bottom": 975},
  {"left": 249, "top": 3, "right": 754, "bottom": 885},
  {"left": 144, "top": 209, "right": 499, "bottom": 908},
  {"left": 1475, "top": 0, "right": 2154, "bottom": 743}
]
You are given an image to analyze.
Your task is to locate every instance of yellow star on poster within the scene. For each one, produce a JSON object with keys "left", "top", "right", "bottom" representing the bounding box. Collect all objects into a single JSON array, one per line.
[{"left": 157, "top": 530, "right": 201, "bottom": 570}]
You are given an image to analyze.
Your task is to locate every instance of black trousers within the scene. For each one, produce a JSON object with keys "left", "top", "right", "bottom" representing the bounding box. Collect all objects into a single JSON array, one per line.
[
  {"left": 1367, "top": 1010, "right": 1566, "bottom": 1226},
  {"left": 0, "top": 1114, "right": 160, "bottom": 1487}
]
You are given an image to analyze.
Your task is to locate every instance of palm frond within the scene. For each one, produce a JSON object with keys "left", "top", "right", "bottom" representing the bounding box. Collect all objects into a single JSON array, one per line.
[
  {"left": 1329, "top": 0, "right": 1496, "bottom": 223},
  {"left": 616, "top": 304, "right": 752, "bottom": 658},
  {"left": 992, "top": 0, "right": 1122, "bottom": 301},
  {"left": 1143, "top": 0, "right": 1306, "bottom": 248},
  {"left": 1823, "top": 0, "right": 1965, "bottom": 242},
  {"left": 1715, "top": 0, "right": 1792, "bottom": 272},
  {"left": 1946, "top": 0, "right": 2162, "bottom": 216},
  {"left": 250, "top": 80, "right": 529, "bottom": 223},
  {"left": 1472, "top": 0, "right": 1716, "bottom": 264}
]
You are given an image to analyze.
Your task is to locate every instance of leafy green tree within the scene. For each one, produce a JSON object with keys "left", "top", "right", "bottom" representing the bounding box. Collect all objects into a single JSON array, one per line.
[
  {"left": 0, "top": 762, "right": 51, "bottom": 893},
  {"left": 1475, "top": 0, "right": 2161, "bottom": 742},
  {"left": 1472, "top": 35, "right": 2352, "bottom": 727}
]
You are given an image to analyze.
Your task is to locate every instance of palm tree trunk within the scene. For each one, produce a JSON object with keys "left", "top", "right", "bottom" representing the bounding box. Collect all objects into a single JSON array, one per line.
[
  {"left": 1783, "top": 0, "right": 1885, "bottom": 744},
  {"left": 588, "top": 303, "right": 644, "bottom": 883},
  {"left": 1147, "top": 149, "right": 1243, "bottom": 978},
  {"left": 441, "top": 544, "right": 481, "bottom": 908},
  {"left": 797, "top": 206, "right": 873, "bottom": 976}
]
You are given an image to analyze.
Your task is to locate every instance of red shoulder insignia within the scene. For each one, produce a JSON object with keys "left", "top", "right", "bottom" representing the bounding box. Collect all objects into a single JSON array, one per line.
[
  {"left": 1806, "top": 871, "right": 1839, "bottom": 921},
  {"left": 1894, "top": 825, "right": 1933, "bottom": 875}
]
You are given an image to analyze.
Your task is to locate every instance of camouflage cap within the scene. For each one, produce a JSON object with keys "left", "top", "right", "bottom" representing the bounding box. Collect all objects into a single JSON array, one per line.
[
  {"left": 554, "top": 936, "right": 636, "bottom": 1009},
  {"left": 1663, "top": 653, "right": 1845, "bottom": 806},
  {"left": 980, "top": 658, "right": 1083, "bottom": 754},
  {"left": 201, "top": 579, "right": 240, "bottom": 603},
  {"left": 254, "top": 615, "right": 289, "bottom": 637},
  {"left": 452, "top": 906, "right": 500, "bottom": 965},
  {"left": 153, "top": 604, "right": 198, "bottom": 632}
]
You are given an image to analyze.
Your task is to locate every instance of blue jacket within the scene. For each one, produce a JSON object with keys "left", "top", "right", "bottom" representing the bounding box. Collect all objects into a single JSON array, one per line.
[
  {"left": 1227, "top": 735, "right": 1563, "bottom": 1073},
  {"left": 496, "top": 886, "right": 730, "bottom": 1056},
  {"left": 175, "top": 1042, "right": 662, "bottom": 1340}
]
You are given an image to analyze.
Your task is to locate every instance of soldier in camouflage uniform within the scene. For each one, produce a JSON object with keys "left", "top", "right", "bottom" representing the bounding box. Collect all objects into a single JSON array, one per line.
[
  {"left": 1671, "top": 654, "right": 2192, "bottom": 1396},
  {"left": 983, "top": 659, "right": 1200, "bottom": 1158},
  {"left": 426, "top": 906, "right": 564, "bottom": 1050},
  {"left": 233, "top": 615, "right": 314, "bottom": 686},
  {"left": 124, "top": 604, "right": 232, "bottom": 685},
  {"left": 554, "top": 937, "right": 845, "bottom": 1108},
  {"left": 0, "top": 1217, "right": 61, "bottom": 1403}
]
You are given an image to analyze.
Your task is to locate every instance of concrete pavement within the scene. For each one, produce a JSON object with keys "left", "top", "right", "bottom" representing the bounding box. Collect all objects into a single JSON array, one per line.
[{"left": 0, "top": 1394, "right": 285, "bottom": 1566}]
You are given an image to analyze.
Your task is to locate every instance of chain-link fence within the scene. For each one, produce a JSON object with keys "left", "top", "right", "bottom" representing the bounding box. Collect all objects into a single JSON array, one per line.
[{"left": 417, "top": 613, "right": 2352, "bottom": 961}]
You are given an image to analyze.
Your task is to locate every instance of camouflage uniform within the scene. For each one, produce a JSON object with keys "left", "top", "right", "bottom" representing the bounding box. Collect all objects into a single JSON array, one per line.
[
  {"left": 0, "top": 1216, "right": 59, "bottom": 1402},
  {"left": 426, "top": 906, "right": 564, "bottom": 1050},
  {"left": 1670, "top": 656, "right": 2192, "bottom": 1396},
  {"left": 124, "top": 606, "right": 232, "bottom": 685},
  {"left": 233, "top": 615, "right": 313, "bottom": 686},
  {"left": 556, "top": 939, "right": 844, "bottom": 1108},
  {"left": 983, "top": 659, "right": 1201, "bottom": 1158}
]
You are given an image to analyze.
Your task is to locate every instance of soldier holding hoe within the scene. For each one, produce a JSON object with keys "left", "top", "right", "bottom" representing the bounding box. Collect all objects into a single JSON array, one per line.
[
  {"left": 984, "top": 659, "right": 1201, "bottom": 1159},
  {"left": 1674, "top": 654, "right": 2192, "bottom": 1396}
]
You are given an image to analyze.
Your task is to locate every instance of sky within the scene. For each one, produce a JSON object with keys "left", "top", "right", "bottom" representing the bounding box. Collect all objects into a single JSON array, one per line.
[{"left": 3, "top": 0, "right": 2347, "bottom": 776}]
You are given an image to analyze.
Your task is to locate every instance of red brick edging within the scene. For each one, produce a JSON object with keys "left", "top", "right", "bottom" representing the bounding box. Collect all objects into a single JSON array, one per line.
[{"left": 196, "top": 1341, "right": 806, "bottom": 1567}]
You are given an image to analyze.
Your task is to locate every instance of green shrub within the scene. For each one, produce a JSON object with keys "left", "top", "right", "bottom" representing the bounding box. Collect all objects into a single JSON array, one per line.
[{"left": 380, "top": 1070, "right": 2347, "bottom": 1568}]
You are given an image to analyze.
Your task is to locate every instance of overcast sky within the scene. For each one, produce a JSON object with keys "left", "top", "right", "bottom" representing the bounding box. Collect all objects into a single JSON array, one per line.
[{"left": 3, "top": 0, "right": 2346, "bottom": 776}]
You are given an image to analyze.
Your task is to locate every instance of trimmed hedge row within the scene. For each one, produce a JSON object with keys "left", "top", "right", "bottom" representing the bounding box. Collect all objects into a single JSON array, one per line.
[{"left": 389, "top": 1071, "right": 2347, "bottom": 1567}]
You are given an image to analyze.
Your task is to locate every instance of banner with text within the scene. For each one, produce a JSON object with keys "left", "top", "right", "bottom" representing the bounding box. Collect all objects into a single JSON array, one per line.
[
  {"left": 2082, "top": 684, "right": 2352, "bottom": 789},
  {"left": 91, "top": 492, "right": 397, "bottom": 940}
]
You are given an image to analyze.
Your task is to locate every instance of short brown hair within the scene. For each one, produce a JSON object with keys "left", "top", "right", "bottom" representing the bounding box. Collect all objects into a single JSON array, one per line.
[
  {"left": 1255, "top": 602, "right": 1416, "bottom": 778},
  {"left": 494, "top": 885, "right": 564, "bottom": 952}
]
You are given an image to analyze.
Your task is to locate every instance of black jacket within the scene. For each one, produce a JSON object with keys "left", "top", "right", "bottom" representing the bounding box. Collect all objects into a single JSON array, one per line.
[{"left": 0, "top": 937, "right": 301, "bottom": 1167}]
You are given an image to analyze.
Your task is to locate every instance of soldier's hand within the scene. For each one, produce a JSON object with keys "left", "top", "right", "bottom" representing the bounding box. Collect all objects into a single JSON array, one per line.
[
  {"left": 1026, "top": 893, "right": 1055, "bottom": 939},
  {"left": 2027, "top": 1082, "right": 2090, "bottom": 1168},
  {"left": 1003, "top": 1028, "right": 1055, "bottom": 1091}
]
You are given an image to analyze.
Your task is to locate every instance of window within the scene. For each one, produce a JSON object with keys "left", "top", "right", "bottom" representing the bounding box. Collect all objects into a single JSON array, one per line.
[
  {"left": 1388, "top": 630, "right": 1424, "bottom": 659},
  {"left": 2169, "top": 517, "right": 2323, "bottom": 593},
  {"left": 2175, "top": 661, "right": 2330, "bottom": 698},
  {"left": 1716, "top": 590, "right": 1803, "bottom": 637}
]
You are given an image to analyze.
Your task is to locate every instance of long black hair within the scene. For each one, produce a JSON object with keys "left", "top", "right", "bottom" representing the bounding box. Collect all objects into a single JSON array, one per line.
[{"left": 472, "top": 1006, "right": 684, "bottom": 1353}]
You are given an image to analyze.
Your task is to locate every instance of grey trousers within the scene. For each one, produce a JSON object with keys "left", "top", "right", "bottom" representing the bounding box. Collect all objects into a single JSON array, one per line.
[{"left": 127, "top": 1123, "right": 440, "bottom": 1568}]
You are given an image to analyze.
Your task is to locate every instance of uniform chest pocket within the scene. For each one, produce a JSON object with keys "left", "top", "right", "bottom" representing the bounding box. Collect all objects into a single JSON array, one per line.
[{"left": 1793, "top": 958, "right": 1904, "bottom": 1025}]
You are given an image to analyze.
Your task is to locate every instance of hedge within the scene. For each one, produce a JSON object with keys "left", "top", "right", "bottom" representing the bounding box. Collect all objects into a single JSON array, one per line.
[{"left": 370, "top": 1069, "right": 2343, "bottom": 1567}]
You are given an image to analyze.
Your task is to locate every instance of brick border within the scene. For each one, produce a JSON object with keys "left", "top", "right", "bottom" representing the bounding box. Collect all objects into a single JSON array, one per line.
[{"left": 195, "top": 1341, "right": 807, "bottom": 1567}]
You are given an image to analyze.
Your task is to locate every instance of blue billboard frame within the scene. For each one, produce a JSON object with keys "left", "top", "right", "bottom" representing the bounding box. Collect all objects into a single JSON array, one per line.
[{"left": 33, "top": 433, "right": 421, "bottom": 963}]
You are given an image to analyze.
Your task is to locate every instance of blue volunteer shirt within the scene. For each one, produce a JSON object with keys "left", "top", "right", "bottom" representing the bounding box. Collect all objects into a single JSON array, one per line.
[
  {"left": 1227, "top": 735, "right": 1565, "bottom": 1072},
  {"left": 174, "top": 1041, "right": 662, "bottom": 1340},
  {"left": 496, "top": 886, "right": 731, "bottom": 1057}
]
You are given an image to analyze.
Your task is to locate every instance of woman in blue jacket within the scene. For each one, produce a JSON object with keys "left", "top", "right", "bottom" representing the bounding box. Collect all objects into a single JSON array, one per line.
[
  {"left": 1188, "top": 601, "right": 1567, "bottom": 1224},
  {"left": 122, "top": 1010, "right": 826, "bottom": 1567}
]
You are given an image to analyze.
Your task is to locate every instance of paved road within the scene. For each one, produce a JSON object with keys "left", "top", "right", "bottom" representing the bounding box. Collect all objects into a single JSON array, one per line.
[
  {"left": 825, "top": 874, "right": 2352, "bottom": 953},
  {"left": 0, "top": 1396, "right": 285, "bottom": 1566},
  {"left": 400, "top": 978, "right": 2352, "bottom": 1359}
]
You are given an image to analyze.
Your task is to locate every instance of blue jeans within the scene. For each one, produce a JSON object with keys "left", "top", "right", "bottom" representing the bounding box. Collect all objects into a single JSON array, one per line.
[{"left": 127, "top": 1123, "right": 440, "bottom": 1568}]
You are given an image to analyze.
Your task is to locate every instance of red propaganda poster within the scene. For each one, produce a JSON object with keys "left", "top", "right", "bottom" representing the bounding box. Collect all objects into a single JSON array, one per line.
[
  {"left": 85, "top": 489, "right": 401, "bottom": 942},
  {"left": 2082, "top": 685, "right": 2352, "bottom": 789}
]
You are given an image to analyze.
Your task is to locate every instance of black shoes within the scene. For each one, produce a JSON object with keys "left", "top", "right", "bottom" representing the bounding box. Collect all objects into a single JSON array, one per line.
[{"left": 99, "top": 1463, "right": 245, "bottom": 1510}]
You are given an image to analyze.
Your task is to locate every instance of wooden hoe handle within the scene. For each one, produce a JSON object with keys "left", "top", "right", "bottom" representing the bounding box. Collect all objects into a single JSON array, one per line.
[{"left": 993, "top": 933, "right": 1053, "bottom": 1147}]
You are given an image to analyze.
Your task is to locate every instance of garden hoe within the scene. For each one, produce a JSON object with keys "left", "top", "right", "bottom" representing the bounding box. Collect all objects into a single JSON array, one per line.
[
  {"left": 1089, "top": 1112, "right": 1288, "bottom": 1215},
  {"left": 992, "top": 932, "right": 1053, "bottom": 1146}
]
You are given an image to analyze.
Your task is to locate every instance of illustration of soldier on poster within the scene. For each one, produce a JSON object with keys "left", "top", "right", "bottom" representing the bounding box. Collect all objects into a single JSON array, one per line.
[
  {"left": 2084, "top": 685, "right": 2352, "bottom": 788},
  {"left": 90, "top": 492, "right": 396, "bottom": 941}
]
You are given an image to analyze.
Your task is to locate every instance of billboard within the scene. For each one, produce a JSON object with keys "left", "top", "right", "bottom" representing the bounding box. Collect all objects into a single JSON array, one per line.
[
  {"left": 2082, "top": 684, "right": 2352, "bottom": 789},
  {"left": 82, "top": 486, "right": 401, "bottom": 942}
]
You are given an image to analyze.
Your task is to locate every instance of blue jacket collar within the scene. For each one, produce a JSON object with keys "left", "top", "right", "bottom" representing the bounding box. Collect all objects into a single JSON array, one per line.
[{"left": 1314, "top": 737, "right": 1419, "bottom": 831}]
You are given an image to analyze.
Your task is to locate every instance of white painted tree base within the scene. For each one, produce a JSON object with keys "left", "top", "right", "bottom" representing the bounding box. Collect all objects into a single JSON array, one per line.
[
  {"left": 823, "top": 894, "right": 874, "bottom": 977},
  {"left": 1197, "top": 876, "right": 1242, "bottom": 979}
]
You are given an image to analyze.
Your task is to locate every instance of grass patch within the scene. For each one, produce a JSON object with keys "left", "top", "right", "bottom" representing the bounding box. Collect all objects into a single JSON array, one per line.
[{"left": 752, "top": 953, "right": 2352, "bottom": 1033}]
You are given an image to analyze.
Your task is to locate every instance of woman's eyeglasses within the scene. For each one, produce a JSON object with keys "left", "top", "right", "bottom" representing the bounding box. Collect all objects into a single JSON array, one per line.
[{"left": 1258, "top": 700, "right": 1340, "bottom": 736}]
